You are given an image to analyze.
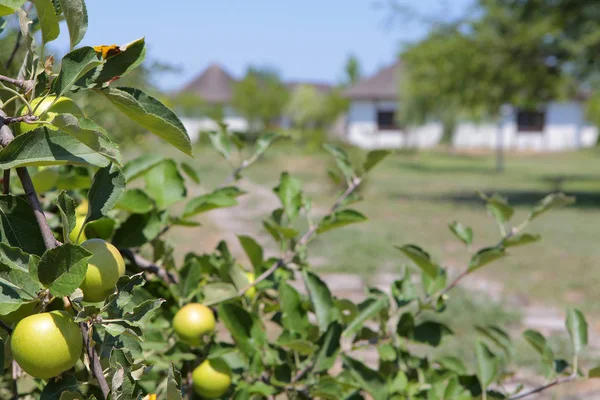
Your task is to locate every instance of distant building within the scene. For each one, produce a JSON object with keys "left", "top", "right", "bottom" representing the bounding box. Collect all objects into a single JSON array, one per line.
[{"left": 344, "top": 60, "right": 599, "bottom": 151}]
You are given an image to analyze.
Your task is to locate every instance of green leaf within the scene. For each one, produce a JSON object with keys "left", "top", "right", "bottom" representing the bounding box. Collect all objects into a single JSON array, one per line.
[
  {"left": 475, "top": 341, "right": 497, "bottom": 391},
  {"left": 51, "top": 114, "right": 122, "bottom": 166},
  {"left": 122, "top": 153, "right": 163, "bottom": 181},
  {"left": 395, "top": 244, "right": 439, "bottom": 278},
  {"left": 303, "top": 270, "right": 338, "bottom": 332},
  {"left": 391, "top": 273, "right": 417, "bottom": 307},
  {"left": 343, "top": 295, "right": 389, "bottom": 337},
  {"left": 312, "top": 322, "right": 343, "bottom": 373},
  {"left": 202, "top": 282, "right": 238, "bottom": 306},
  {"left": 113, "top": 208, "right": 160, "bottom": 246},
  {"left": 31, "top": 243, "right": 92, "bottom": 297},
  {"left": 104, "top": 273, "right": 145, "bottom": 311},
  {"left": 279, "top": 282, "right": 310, "bottom": 336},
  {"left": 144, "top": 159, "right": 186, "bottom": 208},
  {"left": 99, "top": 87, "right": 192, "bottom": 156},
  {"left": 166, "top": 363, "right": 183, "bottom": 400},
  {"left": 182, "top": 186, "right": 245, "bottom": 218},
  {"left": 122, "top": 298, "right": 165, "bottom": 328},
  {"left": 86, "top": 164, "right": 125, "bottom": 224},
  {"left": 363, "top": 150, "right": 390, "bottom": 173},
  {"left": 436, "top": 356, "right": 468, "bottom": 375},
  {"left": 413, "top": 321, "right": 453, "bottom": 346},
  {"left": 503, "top": 233, "right": 541, "bottom": 248},
  {"left": 112, "top": 210, "right": 165, "bottom": 248},
  {"left": 0, "top": 128, "right": 111, "bottom": 169},
  {"left": 0, "top": 244, "right": 43, "bottom": 311},
  {"left": 323, "top": 144, "right": 354, "bottom": 180},
  {"left": 237, "top": 235, "right": 263, "bottom": 272},
  {"left": 0, "top": 195, "right": 46, "bottom": 255},
  {"left": 475, "top": 325, "right": 512, "bottom": 358},
  {"left": 84, "top": 218, "right": 115, "bottom": 240},
  {"left": 276, "top": 337, "right": 317, "bottom": 356},
  {"left": 91, "top": 38, "right": 146, "bottom": 87},
  {"left": 58, "top": 0, "right": 88, "bottom": 49},
  {"left": 207, "top": 130, "right": 232, "bottom": 159},
  {"left": 0, "top": 1, "right": 26, "bottom": 16},
  {"left": 566, "top": 308, "right": 588, "bottom": 354},
  {"left": 40, "top": 373, "right": 79, "bottom": 400},
  {"left": 115, "top": 189, "right": 154, "bottom": 214},
  {"left": 448, "top": 221, "right": 473, "bottom": 246},
  {"left": 342, "top": 355, "right": 387, "bottom": 400},
  {"left": 478, "top": 192, "right": 514, "bottom": 224},
  {"left": 254, "top": 132, "right": 279, "bottom": 157},
  {"left": 523, "top": 329, "right": 554, "bottom": 365},
  {"left": 529, "top": 192, "right": 575, "bottom": 221},
  {"left": 52, "top": 47, "right": 103, "bottom": 97},
  {"left": 468, "top": 247, "right": 506, "bottom": 272},
  {"left": 274, "top": 172, "right": 302, "bottom": 219},
  {"left": 180, "top": 162, "right": 200, "bottom": 184},
  {"left": 33, "top": 0, "right": 60, "bottom": 44},
  {"left": 57, "top": 191, "right": 77, "bottom": 243},
  {"left": 317, "top": 209, "right": 367, "bottom": 234},
  {"left": 218, "top": 303, "right": 261, "bottom": 357}
]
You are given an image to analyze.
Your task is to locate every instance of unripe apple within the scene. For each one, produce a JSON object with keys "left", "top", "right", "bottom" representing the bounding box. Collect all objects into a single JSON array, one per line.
[
  {"left": 30, "top": 167, "right": 59, "bottom": 193},
  {"left": 16, "top": 96, "right": 83, "bottom": 135},
  {"left": 11, "top": 310, "right": 82, "bottom": 379},
  {"left": 69, "top": 214, "right": 87, "bottom": 244},
  {"left": 172, "top": 303, "right": 216, "bottom": 346},
  {"left": 192, "top": 359, "right": 232, "bottom": 399},
  {"left": 79, "top": 239, "right": 126, "bottom": 302}
]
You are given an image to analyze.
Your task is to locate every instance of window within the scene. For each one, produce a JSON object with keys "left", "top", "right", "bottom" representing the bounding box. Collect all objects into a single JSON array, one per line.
[
  {"left": 517, "top": 109, "right": 545, "bottom": 132},
  {"left": 377, "top": 110, "right": 399, "bottom": 130}
]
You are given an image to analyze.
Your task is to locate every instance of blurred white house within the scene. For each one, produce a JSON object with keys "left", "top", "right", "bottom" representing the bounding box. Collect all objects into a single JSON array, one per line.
[{"left": 343, "top": 59, "right": 599, "bottom": 151}]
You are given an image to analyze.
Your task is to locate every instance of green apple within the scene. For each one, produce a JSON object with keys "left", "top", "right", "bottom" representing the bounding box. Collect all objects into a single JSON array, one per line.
[
  {"left": 11, "top": 311, "right": 82, "bottom": 379},
  {"left": 172, "top": 303, "right": 216, "bottom": 346},
  {"left": 192, "top": 359, "right": 232, "bottom": 399},
  {"left": 69, "top": 214, "right": 87, "bottom": 244},
  {"left": 79, "top": 239, "right": 126, "bottom": 302},
  {"left": 16, "top": 96, "right": 83, "bottom": 135},
  {"left": 30, "top": 167, "right": 59, "bottom": 193}
]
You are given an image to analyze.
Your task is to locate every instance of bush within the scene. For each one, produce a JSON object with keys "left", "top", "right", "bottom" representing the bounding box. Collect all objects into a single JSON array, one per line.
[{"left": 0, "top": 3, "right": 595, "bottom": 400}]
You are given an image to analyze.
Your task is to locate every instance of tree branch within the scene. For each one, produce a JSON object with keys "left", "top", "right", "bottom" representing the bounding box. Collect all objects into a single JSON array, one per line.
[
  {"left": 119, "top": 248, "right": 179, "bottom": 284},
  {"left": 508, "top": 375, "right": 578, "bottom": 400},
  {"left": 81, "top": 323, "right": 110, "bottom": 399},
  {"left": 16, "top": 168, "right": 56, "bottom": 250},
  {"left": 0, "top": 74, "right": 32, "bottom": 91}
]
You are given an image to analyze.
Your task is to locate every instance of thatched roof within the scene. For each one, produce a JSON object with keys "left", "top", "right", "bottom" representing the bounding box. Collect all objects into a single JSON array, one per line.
[
  {"left": 344, "top": 59, "right": 402, "bottom": 101},
  {"left": 180, "top": 64, "right": 234, "bottom": 104}
]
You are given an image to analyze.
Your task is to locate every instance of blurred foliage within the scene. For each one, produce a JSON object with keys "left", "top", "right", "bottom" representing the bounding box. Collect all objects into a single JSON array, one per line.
[
  {"left": 285, "top": 85, "right": 348, "bottom": 130},
  {"left": 231, "top": 66, "right": 289, "bottom": 130}
]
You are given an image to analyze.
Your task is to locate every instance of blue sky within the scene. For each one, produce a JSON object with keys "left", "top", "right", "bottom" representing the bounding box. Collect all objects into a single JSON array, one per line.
[{"left": 50, "top": 0, "right": 473, "bottom": 92}]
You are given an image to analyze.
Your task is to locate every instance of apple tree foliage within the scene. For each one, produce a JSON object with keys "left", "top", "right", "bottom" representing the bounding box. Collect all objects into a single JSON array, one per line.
[{"left": 0, "top": 1, "right": 597, "bottom": 399}]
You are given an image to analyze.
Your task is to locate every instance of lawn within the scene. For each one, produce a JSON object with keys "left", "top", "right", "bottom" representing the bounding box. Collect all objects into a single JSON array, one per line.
[{"left": 141, "top": 138, "right": 600, "bottom": 316}]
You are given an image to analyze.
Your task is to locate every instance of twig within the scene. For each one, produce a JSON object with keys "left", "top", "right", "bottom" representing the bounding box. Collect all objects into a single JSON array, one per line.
[
  {"left": 0, "top": 74, "right": 32, "bottom": 91},
  {"left": 12, "top": 360, "right": 21, "bottom": 400},
  {"left": 236, "top": 176, "right": 363, "bottom": 296},
  {"left": 0, "top": 320, "right": 12, "bottom": 334},
  {"left": 508, "top": 375, "right": 578, "bottom": 400},
  {"left": 81, "top": 323, "right": 110, "bottom": 399},
  {"left": 0, "top": 114, "right": 39, "bottom": 124},
  {"left": 439, "top": 269, "right": 469, "bottom": 296},
  {"left": 3, "top": 169, "right": 10, "bottom": 195},
  {"left": 119, "top": 248, "right": 179, "bottom": 284},
  {"left": 291, "top": 362, "right": 313, "bottom": 383}
]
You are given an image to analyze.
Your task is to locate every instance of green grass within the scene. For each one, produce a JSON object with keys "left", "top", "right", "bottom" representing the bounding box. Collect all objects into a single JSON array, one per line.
[{"left": 141, "top": 138, "right": 600, "bottom": 315}]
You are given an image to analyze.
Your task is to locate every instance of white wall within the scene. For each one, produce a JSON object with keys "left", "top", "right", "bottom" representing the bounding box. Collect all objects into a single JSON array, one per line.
[
  {"left": 346, "top": 101, "right": 598, "bottom": 151},
  {"left": 346, "top": 101, "right": 443, "bottom": 149},
  {"left": 181, "top": 105, "right": 249, "bottom": 142}
]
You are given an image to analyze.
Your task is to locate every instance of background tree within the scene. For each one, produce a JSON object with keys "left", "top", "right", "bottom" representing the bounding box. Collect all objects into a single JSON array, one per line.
[
  {"left": 286, "top": 85, "right": 349, "bottom": 130},
  {"left": 231, "top": 66, "right": 289, "bottom": 130},
  {"left": 343, "top": 53, "right": 362, "bottom": 86}
]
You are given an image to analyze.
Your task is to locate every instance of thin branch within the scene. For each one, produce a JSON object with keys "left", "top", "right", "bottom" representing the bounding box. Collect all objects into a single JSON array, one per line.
[
  {"left": 0, "top": 74, "right": 32, "bottom": 91},
  {"left": 81, "top": 323, "right": 110, "bottom": 399},
  {"left": 291, "top": 362, "right": 313, "bottom": 383},
  {"left": 16, "top": 168, "right": 56, "bottom": 250},
  {"left": 508, "top": 375, "right": 578, "bottom": 400},
  {"left": 439, "top": 269, "right": 469, "bottom": 296},
  {"left": 119, "top": 248, "right": 179, "bottom": 284},
  {"left": 11, "top": 360, "right": 21, "bottom": 400},
  {"left": 0, "top": 114, "right": 39, "bottom": 125},
  {"left": 2, "top": 169, "right": 9, "bottom": 195},
  {"left": 0, "top": 320, "right": 12, "bottom": 334}
]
